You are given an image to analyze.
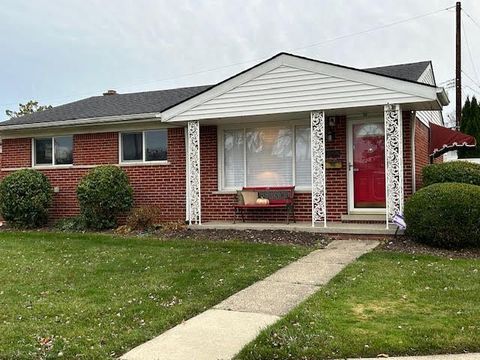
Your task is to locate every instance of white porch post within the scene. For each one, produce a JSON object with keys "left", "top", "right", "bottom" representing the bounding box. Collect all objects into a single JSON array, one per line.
[
  {"left": 187, "top": 120, "right": 201, "bottom": 225},
  {"left": 311, "top": 111, "right": 327, "bottom": 227},
  {"left": 384, "top": 104, "right": 404, "bottom": 228}
]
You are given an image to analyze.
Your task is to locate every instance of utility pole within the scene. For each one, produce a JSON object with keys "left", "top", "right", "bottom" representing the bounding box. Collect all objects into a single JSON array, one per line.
[{"left": 456, "top": 1, "right": 462, "bottom": 129}]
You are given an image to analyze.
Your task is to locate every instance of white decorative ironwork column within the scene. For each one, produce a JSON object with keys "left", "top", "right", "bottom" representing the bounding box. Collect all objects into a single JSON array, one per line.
[
  {"left": 187, "top": 120, "right": 201, "bottom": 225},
  {"left": 384, "top": 104, "right": 404, "bottom": 228},
  {"left": 311, "top": 111, "right": 327, "bottom": 227}
]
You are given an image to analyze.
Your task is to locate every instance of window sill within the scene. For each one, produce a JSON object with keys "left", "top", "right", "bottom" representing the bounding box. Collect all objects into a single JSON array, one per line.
[
  {"left": 32, "top": 164, "right": 75, "bottom": 170},
  {"left": 213, "top": 188, "right": 312, "bottom": 195},
  {"left": 119, "top": 161, "right": 170, "bottom": 167}
]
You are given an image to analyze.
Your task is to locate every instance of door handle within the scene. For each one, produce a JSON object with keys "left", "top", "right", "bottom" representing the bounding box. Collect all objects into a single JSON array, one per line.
[{"left": 348, "top": 163, "right": 359, "bottom": 172}]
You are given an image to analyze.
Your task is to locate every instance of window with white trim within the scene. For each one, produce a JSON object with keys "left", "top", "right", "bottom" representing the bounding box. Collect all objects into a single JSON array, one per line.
[
  {"left": 221, "top": 125, "right": 311, "bottom": 190},
  {"left": 34, "top": 136, "right": 73, "bottom": 166},
  {"left": 120, "top": 130, "right": 167, "bottom": 163}
]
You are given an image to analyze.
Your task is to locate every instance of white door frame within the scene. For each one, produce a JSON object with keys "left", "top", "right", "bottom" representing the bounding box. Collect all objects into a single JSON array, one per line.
[{"left": 346, "top": 118, "right": 386, "bottom": 215}]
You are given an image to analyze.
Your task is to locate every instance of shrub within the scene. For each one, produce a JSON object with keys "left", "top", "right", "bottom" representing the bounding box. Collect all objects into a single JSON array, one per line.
[
  {"left": 405, "top": 183, "right": 480, "bottom": 248},
  {"left": 53, "top": 216, "right": 87, "bottom": 232},
  {"left": 422, "top": 161, "right": 480, "bottom": 187},
  {"left": 77, "top": 166, "right": 133, "bottom": 229},
  {"left": 126, "top": 206, "right": 162, "bottom": 231},
  {"left": 0, "top": 169, "right": 53, "bottom": 228}
]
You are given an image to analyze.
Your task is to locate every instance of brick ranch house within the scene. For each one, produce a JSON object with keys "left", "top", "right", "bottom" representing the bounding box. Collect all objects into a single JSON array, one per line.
[{"left": 0, "top": 53, "right": 451, "bottom": 232}]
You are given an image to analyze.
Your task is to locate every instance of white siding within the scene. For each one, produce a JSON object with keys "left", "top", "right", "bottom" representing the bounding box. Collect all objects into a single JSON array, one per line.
[
  {"left": 170, "top": 65, "right": 436, "bottom": 121},
  {"left": 417, "top": 110, "right": 443, "bottom": 126},
  {"left": 415, "top": 64, "right": 443, "bottom": 126},
  {"left": 417, "top": 64, "right": 436, "bottom": 85}
]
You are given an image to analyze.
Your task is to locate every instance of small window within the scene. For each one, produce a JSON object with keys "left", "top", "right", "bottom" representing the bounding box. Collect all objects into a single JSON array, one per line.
[
  {"left": 121, "top": 133, "right": 143, "bottom": 162},
  {"left": 121, "top": 130, "right": 168, "bottom": 163},
  {"left": 145, "top": 130, "right": 167, "bottom": 161},
  {"left": 34, "top": 136, "right": 73, "bottom": 166}
]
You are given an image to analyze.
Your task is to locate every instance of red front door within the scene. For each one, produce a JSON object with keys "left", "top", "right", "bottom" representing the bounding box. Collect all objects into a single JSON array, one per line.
[{"left": 352, "top": 123, "right": 386, "bottom": 208}]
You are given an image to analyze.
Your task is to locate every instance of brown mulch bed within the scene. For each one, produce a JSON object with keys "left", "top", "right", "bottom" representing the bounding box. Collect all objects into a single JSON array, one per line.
[
  {"left": 156, "top": 229, "right": 330, "bottom": 247},
  {"left": 1, "top": 223, "right": 328, "bottom": 247},
  {"left": 380, "top": 237, "right": 480, "bottom": 259},
  {"left": 153, "top": 228, "right": 329, "bottom": 247}
]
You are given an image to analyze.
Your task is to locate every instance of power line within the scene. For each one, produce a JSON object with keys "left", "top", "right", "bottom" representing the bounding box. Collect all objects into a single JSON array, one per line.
[
  {"left": 462, "top": 8, "right": 480, "bottom": 31},
  {"left": 462, "top": 20, "right": 480, "bottom": 85},
  {"left": 463, "top": 84, "right": 480, "bottom": 97},
  {"left": 0, "top": 5, "right": 455, "bottom": 108},
  {"left": 462, "top": 70, "right": 480, "bottom": 90}
]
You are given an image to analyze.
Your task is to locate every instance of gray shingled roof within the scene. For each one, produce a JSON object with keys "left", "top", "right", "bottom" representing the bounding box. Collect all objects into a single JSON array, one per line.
[
  {"left": 0, "top": 58, "right": 432, "bottom": 127},
  {"left": 0, "top": 85, "right": 212, "bottom": 127},
  {"left": 365, "top": 61, "right": 431, "bottom": 83}
]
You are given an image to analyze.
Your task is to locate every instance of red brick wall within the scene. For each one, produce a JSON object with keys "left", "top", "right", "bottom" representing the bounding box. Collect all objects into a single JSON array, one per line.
[
  {"left": 74, "top": 132, "right": 118, "bottom": 165},
  {"left": 1, "top": 129, "right": 186, "bottom": 222},
  {"left": 403, "top": 113, "right": 413, "bottom": 198},
  {"left": 414, "top": 118, "right": 430, "bottom": 190},
  {"left": 0, "top": 115, "right": 417, "bottom": 224},
  {"left": 326, "top": 116, "right": 347, "bottom": 221},
  {"left": 2, "top": 138, "right": 31, "bottom": 168}
]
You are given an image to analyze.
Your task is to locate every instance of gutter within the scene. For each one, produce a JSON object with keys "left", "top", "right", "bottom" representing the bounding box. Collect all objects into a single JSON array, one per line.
[
  {"left": 436, "top": 87, "right": 450, "bottom": 106},
  {"left": 0, "top": 112, "right": 162, "bottom": 132}
]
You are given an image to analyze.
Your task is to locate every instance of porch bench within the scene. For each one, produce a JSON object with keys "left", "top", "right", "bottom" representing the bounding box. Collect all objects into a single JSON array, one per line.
[{"left": 234, "top": 186, "right": 295, "bottom": 224}]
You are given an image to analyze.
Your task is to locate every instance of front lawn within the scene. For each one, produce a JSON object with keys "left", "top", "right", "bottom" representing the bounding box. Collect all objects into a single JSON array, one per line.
[
  {"left": 237, "top": 251, "right": 480, "bottom": 359},
  {"left": 0, "top": 231, "right": 309, "bottom": 359}
]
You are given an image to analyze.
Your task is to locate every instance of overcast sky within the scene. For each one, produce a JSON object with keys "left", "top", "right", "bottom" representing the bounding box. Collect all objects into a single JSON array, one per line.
[{"left": 1, "top": 0, "right": 479, "bottom": 122}]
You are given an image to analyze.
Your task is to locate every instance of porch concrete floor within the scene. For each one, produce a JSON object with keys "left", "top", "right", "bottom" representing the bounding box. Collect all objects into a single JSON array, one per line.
[{"left": 189, "top": 221, "right": 402, "bottom": 236}]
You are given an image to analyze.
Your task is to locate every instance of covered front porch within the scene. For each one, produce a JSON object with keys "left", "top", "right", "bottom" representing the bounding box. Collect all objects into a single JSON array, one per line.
[
  {"left": 183, "top": 104, "right": 408, "bottom": 230},
  {"left": 159, "top": 53, "right": 448, "bottom": 233}
]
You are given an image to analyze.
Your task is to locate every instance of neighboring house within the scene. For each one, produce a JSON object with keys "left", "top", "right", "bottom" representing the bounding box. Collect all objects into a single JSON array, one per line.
[{"left": 0, "top": 52, "right": 450, "bottom": 229}]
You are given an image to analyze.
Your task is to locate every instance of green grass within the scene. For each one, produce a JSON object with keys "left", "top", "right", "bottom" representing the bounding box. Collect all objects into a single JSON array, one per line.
[
  {"left": 0, "top": 231, "right": 309, "bottom": 359},
  {"left": 237, "top": 251, "right": 480, "bottom": 359}
]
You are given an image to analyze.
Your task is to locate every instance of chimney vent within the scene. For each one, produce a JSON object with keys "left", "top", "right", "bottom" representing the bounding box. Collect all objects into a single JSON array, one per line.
[{"left": 103, "top": 89, "right": 117, "bottom": 96}]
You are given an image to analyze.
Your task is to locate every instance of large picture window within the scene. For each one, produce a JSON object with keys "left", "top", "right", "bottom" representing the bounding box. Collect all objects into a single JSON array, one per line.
[
  {"left": 120, "top": 130, "right": 168, "bottom": 163},
  {"left": 221, "top": 125, "right": 311, "bottom": 189},
  {"left": 34, "top": 136, "right": 73, "bottom": 166}
]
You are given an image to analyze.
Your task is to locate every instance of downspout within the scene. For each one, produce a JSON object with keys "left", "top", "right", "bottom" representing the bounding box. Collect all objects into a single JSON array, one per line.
[{"left": 411, "top": 112, "right": 416, "bottom": 193}]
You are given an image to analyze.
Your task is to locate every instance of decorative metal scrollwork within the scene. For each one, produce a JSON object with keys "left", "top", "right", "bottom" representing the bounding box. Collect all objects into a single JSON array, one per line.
[
  {"left": 187, "top": 121, "right": 201, "bottom": 224},
  {"left": 311, "top": 111, "right": 327, "bottom": 227},
  {"left": 384, "top": 104, "right": 404, "bottom": 226}
]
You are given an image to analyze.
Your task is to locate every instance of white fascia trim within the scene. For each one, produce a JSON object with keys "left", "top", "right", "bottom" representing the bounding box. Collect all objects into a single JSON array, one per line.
[
  {"left": 162, "top": 53, "right": 443, "bottom": 122},
  {"left": 0, "top": 112, "right": 161, "bottom": 131}
]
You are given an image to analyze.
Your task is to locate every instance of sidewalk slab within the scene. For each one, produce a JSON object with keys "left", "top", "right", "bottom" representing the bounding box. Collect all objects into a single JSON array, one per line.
[
  {"left": 264, "top": 260, "right": 347, "bottom": 285},
  {"left": 298, "top": 248, "right": 367, "bottom": 264},
  {"left": 215, "top": 280, "right": 319, "bottom": 316},
  {"left": 121, "top": 309, "right": 279, "bottom": 360}
]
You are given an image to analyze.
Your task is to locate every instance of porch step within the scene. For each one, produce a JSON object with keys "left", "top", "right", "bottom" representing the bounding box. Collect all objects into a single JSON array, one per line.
[
  {"left": 341, "top": 214, "right": 386, "bottom": 223},
  {"left": 190, "top": 221, "right": 401, "bottom": 237}
]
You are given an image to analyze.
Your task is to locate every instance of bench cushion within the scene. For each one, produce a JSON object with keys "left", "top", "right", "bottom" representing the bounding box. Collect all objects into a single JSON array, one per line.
[{"left": 240, "top": 191, "right": 258, "bottom": 205}]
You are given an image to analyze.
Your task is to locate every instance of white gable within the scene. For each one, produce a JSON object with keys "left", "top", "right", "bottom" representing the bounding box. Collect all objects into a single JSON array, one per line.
[
  {"left": 162, "top": 54, "right": 443, "bottom": 122},
  {"left": 416, "top": 63, "right": 444, "bottom": 126}
]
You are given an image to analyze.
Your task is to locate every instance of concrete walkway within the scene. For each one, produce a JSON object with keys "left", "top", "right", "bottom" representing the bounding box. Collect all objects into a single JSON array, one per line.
[{"left": 121, "top": 240, "right": 379, "bottom": 360}]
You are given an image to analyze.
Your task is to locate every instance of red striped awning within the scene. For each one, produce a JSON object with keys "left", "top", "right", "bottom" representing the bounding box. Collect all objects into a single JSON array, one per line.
[{"left": 429, "top": 122, "right": 476, "bottom": 158}]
